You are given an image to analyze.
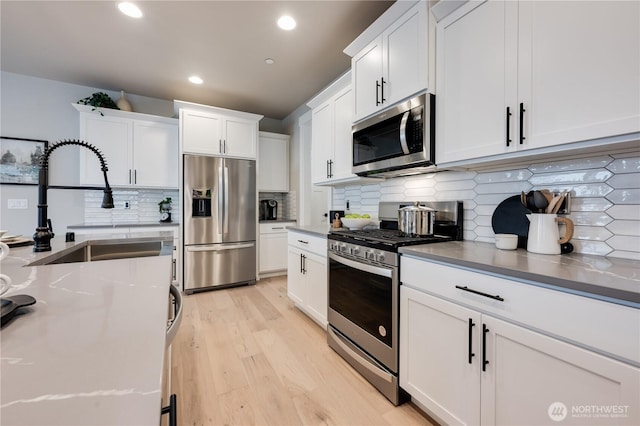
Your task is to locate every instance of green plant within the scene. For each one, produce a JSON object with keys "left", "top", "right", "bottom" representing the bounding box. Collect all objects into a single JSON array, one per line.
[
  {"left": 158, "top": 197, "right": 172, "bottom": 212},
  {"left": 77, "top": 92, "right": 119, "bottom": 115}
]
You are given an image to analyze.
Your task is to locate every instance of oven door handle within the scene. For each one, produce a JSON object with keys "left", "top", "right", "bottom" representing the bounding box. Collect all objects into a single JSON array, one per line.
[
  {"left": 328, "top": 326, "right": 393, "bottom": 383},
  {"left": 329, "top": 252, "right": 392, "bottom": 278}
]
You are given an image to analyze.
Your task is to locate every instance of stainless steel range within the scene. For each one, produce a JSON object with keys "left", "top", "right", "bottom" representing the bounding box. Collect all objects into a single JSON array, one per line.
[{"left": 327, "top": 201, "right": 463, "bottom": 405}]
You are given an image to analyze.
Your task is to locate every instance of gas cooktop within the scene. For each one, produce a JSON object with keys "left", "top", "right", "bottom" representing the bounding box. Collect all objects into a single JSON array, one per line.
[
  {"left": 330, "top": 228, "right": 452, "bottom": 247},
  {"left": 328, "top": 201, "right": 464, "bottom": 251}
]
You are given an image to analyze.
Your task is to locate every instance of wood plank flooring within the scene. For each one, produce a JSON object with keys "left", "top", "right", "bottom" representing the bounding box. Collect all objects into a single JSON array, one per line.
[{"left": 170, "top": 276, "right": 435, "bottom": 426}]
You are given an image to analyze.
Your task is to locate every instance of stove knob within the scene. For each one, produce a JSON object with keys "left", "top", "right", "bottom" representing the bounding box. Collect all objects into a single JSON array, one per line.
[
  {"left": 376, "top": 252, "right": 385, "bottom": 262},
  {"left": 351, "top": 247, "right": 360, "bottom": 255},
  {"left": 339, "top": 243, "right": 347, "bottom": 253},
  {"left": 365, "top": 251, "right": 374, "bottom": 260}
]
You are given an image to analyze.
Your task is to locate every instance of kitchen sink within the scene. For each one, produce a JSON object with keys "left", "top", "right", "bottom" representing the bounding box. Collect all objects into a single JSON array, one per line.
[{"left": 28, "top": 239, "right": 171, "bottom": 266}]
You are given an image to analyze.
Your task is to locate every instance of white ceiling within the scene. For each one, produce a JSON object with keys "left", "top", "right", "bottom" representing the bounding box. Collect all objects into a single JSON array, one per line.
[{"left": 0, "top": 1, "right": 394, "bottom": 120}]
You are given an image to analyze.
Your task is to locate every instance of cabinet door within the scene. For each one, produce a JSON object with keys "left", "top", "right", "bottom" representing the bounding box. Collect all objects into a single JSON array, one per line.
[
  {"left": 258, "top": 134, "right": 289, "bottom": 192},
  {"left": 311, "top": 102, "right": 333, "bottom": 184},
  {"left": 384, "top": 1, "right": 427, "bottom": 106},
  {"left": 481, "top": 315, "right": 640, "bottom": 426},
  {"left": 436, "top": 0, "right": 518, "bottom": 164},
  {"left": 302, "top": 252, "right": 327, "bottom": 327},
  {"left": 181, "top": 110, "right": 222, "bottom": 155},
  {"left": 79, "top": 114, "right": 132, "bottom": 186},
  {"left": 400, "top": 286, "right": 481, "bottom": 426},
  {"left": 132, "top": 121, "right": 179, "bottom": 188},
  {"left": 223, "top": 117, "right": 257, "bottom": 159},
  {"left": 259, "top": 233, "right": 288, "bottom": 273},
  {"left": 352, "top": 36, "right": 384, "bottom": 121},
  {"left": 287, "top": 247, "right": 305, "bottom": 306},
  {"left": 518, "top": 1, "right": 640, "bottom": 150},
  {"left": 330, "top": 87, "right": 356, "bottom": 182}
]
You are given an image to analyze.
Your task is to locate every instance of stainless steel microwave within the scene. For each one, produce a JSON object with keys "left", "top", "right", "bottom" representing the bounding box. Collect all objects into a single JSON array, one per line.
[{"left": 352, "top": 93, "right": 435, "bottom": 177}]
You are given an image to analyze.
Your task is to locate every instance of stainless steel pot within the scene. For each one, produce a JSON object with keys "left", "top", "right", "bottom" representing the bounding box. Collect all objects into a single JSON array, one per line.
[{"left": 398, "top": 202, "right": 437, "bottom": 236}]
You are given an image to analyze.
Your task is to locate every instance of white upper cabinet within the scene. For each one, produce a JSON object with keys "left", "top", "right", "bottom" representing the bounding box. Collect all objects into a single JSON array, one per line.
[
  {"left": 258, "top": 131, "right": 289, "bottom": 192},
  {"left": 436, "top": 0, "right": 640, "bottom": 166},
  {"left": 175, "top": 100, "right": 263, "bottom": 159},
  {"left": 347, "top": 1, "right": 429, "bottom": 122},
  {"left": 75, "top": 104, "right": 178, "bottom": 188},
  {"left": 308, "top": 72, "right": 362, "bottom": 185}
]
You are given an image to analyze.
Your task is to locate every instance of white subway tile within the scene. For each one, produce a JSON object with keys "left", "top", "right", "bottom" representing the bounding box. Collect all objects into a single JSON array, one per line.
[
  {"left": 567, "top": 212, "right": 613, "bottom": 226},
  {"left": 474, "top": 169, "right": 532, "bottom": 183},
  {"left": 606, "top": 250, "right": 640, "bottom": 261},
  {"left": 463, "top": 230, "right": 478, "bottom": 240},
  {"left": 474, "top": 205, "right": 495, "bottom": 216},
  {"left": 606, "top": 220, "right": 640, "bottom": 236},
  {"left": 473, "top": 181, "right": 530, "bottom": 194},
  {"left": 570, "top": 240, "right": 613, "bottom": 256},
  {"left": 529, "top": 169, "right": 612, "bottom": 186},
  {"left": 606, "top": 189, "right": 640, "bottom": 204},
  {"left": 434, "top": 179, "right": 477, "bottom": 192},
  {"left": 570, "top": 197, "right": 613, "bottom": 212},
  {"left": 433, "top": 171, "right": 476, "bottom": 182},
  {"left": 475, "top": 194, "right": 517, "bottom": 205},
  {"left": 474, "top": 215, "right": 493, "bottom": 227},
  {"left": 606, "top": 235, "right": 640, "bottom": 252},
  {"left": 606, "top": 157, "right": 640, "bottom": 174},
  {"left": 434, "top": 190, "right": 477, "bottom": 201},
  {"left": 528, "top": 156, "right": 612, "bottom": 173},
  {"left": 572, "top": 226, "right": 613, "bottom": 241},
  {"left": 606, "top": 205, "right": 640, "bottom": 220},
  {"left": 607, "top": 173, "right": 640, "bottom": 190},
  {"left": 404, "top": 187, "right": 436, "bottom": 197}
]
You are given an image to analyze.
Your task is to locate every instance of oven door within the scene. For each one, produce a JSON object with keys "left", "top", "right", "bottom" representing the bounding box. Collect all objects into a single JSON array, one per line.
[{"left": 327, "top": 252, "right": 398, "bottom": 372}]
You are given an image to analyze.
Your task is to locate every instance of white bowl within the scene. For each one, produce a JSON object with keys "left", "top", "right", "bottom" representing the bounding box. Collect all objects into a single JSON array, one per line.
[
  {"left": 495, "top": 233, "right": 518, "bottom": 250},
  {"left": 341, "top": 218, "right": 372, "bottom": 230}
]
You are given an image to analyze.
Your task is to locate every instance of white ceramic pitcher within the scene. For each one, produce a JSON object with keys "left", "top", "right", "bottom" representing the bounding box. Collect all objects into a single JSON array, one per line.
[{"left": 526, "top": 214, "right": 574, "bottom": 255}]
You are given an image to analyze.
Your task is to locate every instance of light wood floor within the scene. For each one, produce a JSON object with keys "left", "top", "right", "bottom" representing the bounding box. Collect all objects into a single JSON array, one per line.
[{"left": 170, "top": 276, "right": 435, "bottom": 426}]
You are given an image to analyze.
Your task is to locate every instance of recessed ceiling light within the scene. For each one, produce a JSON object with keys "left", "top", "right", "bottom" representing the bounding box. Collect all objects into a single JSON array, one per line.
[
  {"left": 277, "top": 15, "right": 296, "bottom": 31},
  {"left": 118, "top": 2, "right": 143, "bottom": 19},
  {"left": 189, "top": 76, "right": 203, "bottom": 85},
  {"left": 265, "top": 58, "right": 275, "bottom": 65}
]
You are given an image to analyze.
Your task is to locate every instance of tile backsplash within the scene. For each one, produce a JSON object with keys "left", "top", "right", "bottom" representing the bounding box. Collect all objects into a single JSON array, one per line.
[
  {"left": 332, "top": 151, "right": 640, "bottom": 260},
  {"left": 85, "top": 189, "right": 180, "bottom": 224}
]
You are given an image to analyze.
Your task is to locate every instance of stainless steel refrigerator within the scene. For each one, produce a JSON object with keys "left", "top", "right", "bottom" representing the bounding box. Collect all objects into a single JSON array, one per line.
[{"left": 183, "top": 154, "right": 256, "bottom": 293}]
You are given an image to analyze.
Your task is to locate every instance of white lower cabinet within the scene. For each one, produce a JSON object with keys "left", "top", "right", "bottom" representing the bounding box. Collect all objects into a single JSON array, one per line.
[
  {"left": 400, "top": 257, "right": 640, "bottom": 426},
  {"left": 287, "top": 230, "right": 327, "bottom": 327},
  {"left": 259, "top": 222, "right": 295, "bottom": 275}
]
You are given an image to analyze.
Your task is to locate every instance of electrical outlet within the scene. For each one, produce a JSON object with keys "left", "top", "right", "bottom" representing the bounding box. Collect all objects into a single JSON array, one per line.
[
  {"left": 8, "top": 199, "right": 28, "bottom": 209},
  {"left": 124, "top": 201, "right": 130, "bottom": 209}
]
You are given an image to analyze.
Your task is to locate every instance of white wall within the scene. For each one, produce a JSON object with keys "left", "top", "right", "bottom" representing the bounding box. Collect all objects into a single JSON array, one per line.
[{"left": 0, "top": 72, "right": 174, "bottom": 237}]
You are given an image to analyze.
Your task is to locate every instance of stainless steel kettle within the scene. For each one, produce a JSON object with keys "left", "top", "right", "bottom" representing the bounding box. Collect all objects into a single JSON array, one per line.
[{"left": 398, "top": 202, "right": 437, "bottom": 236}]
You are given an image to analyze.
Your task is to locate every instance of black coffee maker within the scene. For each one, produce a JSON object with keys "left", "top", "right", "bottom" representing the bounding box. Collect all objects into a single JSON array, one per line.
[{"left": 260, "top": 199, "right": 278, "bottom": 220}]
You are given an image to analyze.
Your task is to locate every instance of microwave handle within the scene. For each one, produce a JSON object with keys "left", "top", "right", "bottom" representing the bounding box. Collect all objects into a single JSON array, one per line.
[{"left": 399, "top": 111, "right": 411, "bottom": 154}]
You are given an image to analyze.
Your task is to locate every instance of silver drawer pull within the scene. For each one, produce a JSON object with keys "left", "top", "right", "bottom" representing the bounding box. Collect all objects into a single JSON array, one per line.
[
  {"left": 297, "top": 239, "right": 308, "bottom": 244},
  {"left": 455, "top": 285, "right": 504, "bottom": 302}
]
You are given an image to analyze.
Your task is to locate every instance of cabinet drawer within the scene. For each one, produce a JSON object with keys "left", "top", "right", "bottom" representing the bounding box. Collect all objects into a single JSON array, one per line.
[
  {"left": 260, "top": 222, "right": 295, "bottom": 235},
  {"left": 288, "top": 231, "right": 327, "bottom": 255},
  {"left": 401, "top": 256, "right": 640, "bottom": 365}
]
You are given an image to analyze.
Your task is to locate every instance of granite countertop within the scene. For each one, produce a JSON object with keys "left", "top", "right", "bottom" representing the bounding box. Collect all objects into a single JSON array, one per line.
[
  {"left": 0, "top": 232, "right": 175, "bottom": 425},
  {"left": 400, "top": 241, "right": 640, "bottom": 307}
]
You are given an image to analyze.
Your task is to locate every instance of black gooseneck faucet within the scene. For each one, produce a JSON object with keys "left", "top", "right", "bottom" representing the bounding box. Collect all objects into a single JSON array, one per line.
[{"left": 33, "top": 139, "right": 114, "bottom": 252}]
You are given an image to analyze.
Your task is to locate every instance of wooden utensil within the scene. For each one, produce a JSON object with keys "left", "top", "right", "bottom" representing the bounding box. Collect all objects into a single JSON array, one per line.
[
  {"left": 546, "top": 195, "right": 562, "bottom": 214},
  {"left": 552, "top": 192, "right": 567, "bottom": 214}
]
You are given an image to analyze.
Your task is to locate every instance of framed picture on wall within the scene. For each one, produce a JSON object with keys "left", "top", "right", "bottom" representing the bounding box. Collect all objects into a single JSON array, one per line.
[{"left": 0, "top": 136, "right": 48, "bottom": 185}]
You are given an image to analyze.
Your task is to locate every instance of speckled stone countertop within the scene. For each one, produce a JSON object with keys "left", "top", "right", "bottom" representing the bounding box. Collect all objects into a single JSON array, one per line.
[
  {"left": 0, "top": 231, "right": 175, "bottom": 425},
  {"left": 400, "top": 241, "right": 640, "bottom": 307},
  {"left": 287, "top": 224, "right": 332, "bottom": 238}
]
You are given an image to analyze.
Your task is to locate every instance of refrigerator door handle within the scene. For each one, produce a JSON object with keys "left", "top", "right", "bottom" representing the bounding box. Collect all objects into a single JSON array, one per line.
[
  {"left": 186, "top": 242, "right": 255, "bottom": 252},
  {"left": 223, "top": 166, "right": 229, "bottom": 234},
  {"left": 217, "top": 165, "right": 224, "bottom": 236}
]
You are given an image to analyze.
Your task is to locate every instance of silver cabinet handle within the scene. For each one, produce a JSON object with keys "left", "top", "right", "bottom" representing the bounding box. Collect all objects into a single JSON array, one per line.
[
  {"left": 186, "top": 242, "right": 255, "bottom": 252},
  {"left": 166, "top": 284, "right": 183, "bottom": 346}
]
